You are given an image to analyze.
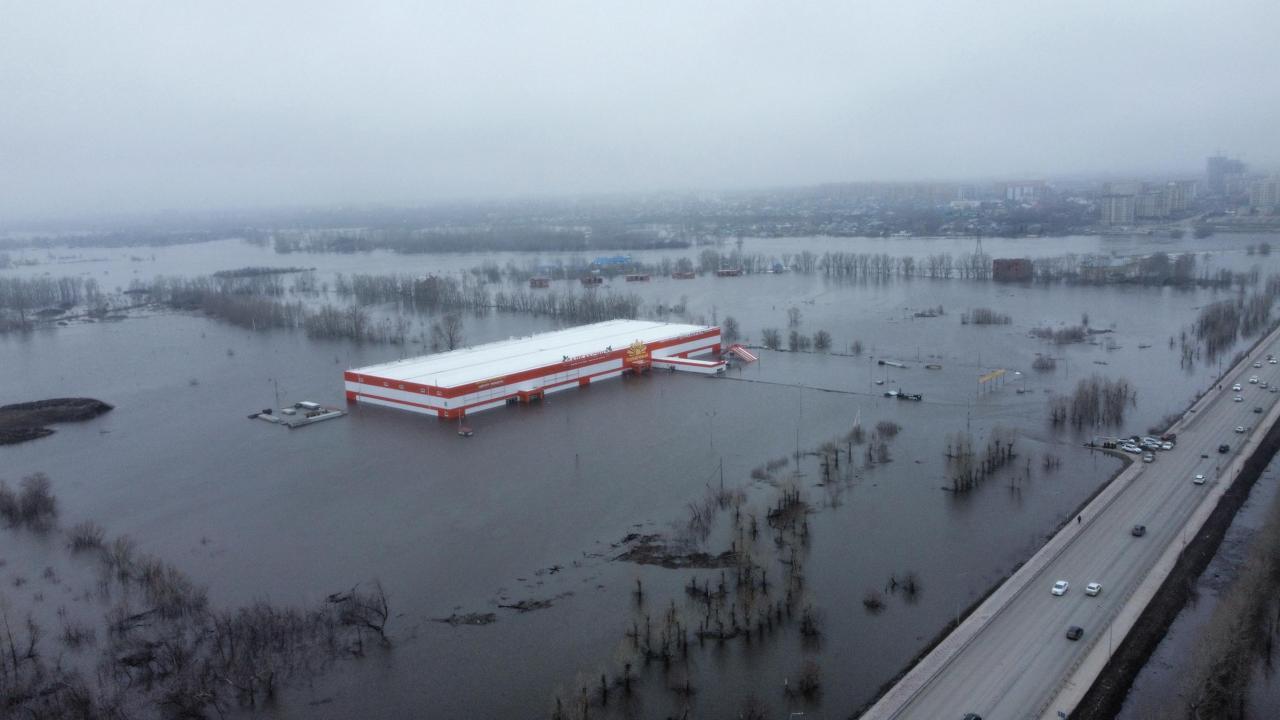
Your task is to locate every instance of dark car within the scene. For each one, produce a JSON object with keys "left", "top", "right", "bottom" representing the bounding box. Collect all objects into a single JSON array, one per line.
[
  {"left": 1255, "top": 406, "right": 1264, "bottom": 414},
  {"left": 1131, "top": 524, "right": 1146, "bottom": 537},
  {"left": 1066, "top": 626, "right": 1084, "bottom": 641},
  {"left": 962, "top": 715, "right": 983, "bottom": 720},
  {"left": 1219, "top": 444, "right": 1231, "bottom": 454}
]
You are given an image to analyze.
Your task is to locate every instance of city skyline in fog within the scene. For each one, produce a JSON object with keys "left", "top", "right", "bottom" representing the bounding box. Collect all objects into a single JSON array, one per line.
[{"left": 2, "top": 0, "right": 1277, "bottom": 222}]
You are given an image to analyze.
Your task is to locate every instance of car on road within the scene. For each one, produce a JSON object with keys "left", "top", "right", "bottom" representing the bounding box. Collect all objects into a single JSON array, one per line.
[
  {"left": 1161, "top": 441, "right": 1174, "bottom": 450},
  {"left": 1085, "top": 582, "right": 1102, "bottom": 596},
  {"left": 1270, "top": 358, "right": 1278, "bottom": 364},
  {"left": 1255, "top": 361, "right": 1263, "bottom": 368},
  {"left": 962, "top": 714, "right": 982, "bottom": 720},
  {"left": 1256, "top": 407, "right": 1264, "bottom": 414},
  {"left": 1051, "top": 580, "right": 1069, "bottom": 596},
  {"left": 1250, "top": 376, "right": 1260, "bottom": 384},
  {"left": 1236, "top": 426, "right": 1246, "bottom": 433},
  {"left": 1232, "top": 383, "right": 1243, "bottom": 391},
  {"left": 1219, "top": 444, "right": 1231, "bottom": 453},
  {"left": 1066, "top": 626, "right": 1084, "bottom": 641},
  {"left": 1194, "top": 474, "right": 1207, "bottom": 485},
  {"left": 1262, "top": 382, "right": 1269, "bottom": 389},
  {"left": 1142, "top": 452, "right": 1154, "bottom": 463},
  {"left": 1132, "top": 524, "right": 1147, "bottom": 537},
  {"left": 1235, "top": 395, "right": 1244, "bottom": 402}
]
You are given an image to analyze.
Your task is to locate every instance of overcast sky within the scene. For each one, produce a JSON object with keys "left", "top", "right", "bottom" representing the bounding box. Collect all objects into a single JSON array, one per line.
[{"left": 2, "top": 0, "right": 1276, "bottom": 221}]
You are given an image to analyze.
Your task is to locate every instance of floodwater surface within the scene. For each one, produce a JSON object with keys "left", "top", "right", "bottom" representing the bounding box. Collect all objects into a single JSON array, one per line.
[{"left": 4, "top": 233, "right": 1280, "bottom": 717}]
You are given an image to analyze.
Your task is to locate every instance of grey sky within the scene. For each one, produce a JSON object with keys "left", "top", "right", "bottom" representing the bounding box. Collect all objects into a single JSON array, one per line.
[{"left": 2, "top": 0, "right": 1276, "bottom": 220}]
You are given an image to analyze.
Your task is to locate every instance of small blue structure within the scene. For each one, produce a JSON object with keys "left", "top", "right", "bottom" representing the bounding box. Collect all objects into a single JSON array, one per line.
[{"left": 592, "top": 255, "right": 632, "bottom": 266}]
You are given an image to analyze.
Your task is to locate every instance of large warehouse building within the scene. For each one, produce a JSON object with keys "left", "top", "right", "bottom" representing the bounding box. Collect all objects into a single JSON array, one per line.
[{"left": 344, "top": 319, "right": 725, "bottom": 419}]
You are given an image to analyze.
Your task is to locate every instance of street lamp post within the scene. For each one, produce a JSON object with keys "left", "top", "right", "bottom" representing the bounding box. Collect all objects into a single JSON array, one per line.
[{"left": 955, "top": 571, "right": 972, "bottom": 627}]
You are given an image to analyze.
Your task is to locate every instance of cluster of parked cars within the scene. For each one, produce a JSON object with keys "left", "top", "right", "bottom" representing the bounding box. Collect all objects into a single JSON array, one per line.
[{"left": 1115, "top": 435, "right": 1173, "bottom": 461}]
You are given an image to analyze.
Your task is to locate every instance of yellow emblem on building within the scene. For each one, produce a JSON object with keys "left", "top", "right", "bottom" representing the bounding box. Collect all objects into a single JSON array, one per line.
[{"left": 626, "top": 340, "right": 648, "bottom": 363}]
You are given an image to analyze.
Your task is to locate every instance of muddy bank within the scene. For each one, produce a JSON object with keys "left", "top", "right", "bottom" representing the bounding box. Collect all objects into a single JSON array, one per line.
[
  {"left": 1072, "top": 412, "right": 1280, "bottom": 718},
  {"left": 0, "top": 397, "right": 112, "bottom": 445}
]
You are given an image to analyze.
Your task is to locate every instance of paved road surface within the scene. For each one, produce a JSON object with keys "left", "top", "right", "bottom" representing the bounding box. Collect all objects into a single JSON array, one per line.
[{"left": 864, "top": 330, "right": 1280, "bottom": 720}]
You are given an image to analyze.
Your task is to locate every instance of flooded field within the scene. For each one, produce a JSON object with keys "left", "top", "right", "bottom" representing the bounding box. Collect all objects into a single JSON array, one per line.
[{"left": 4, "top": 233, "right": 1280, "bottom": 717}]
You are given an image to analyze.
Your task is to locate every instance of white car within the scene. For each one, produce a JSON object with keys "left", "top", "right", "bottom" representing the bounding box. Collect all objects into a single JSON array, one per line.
[
  {"left": 1194, "top": 474, "right": 1206, "bottom": 485},
  {"left": 1255, "top": 361, "right": 1263, "bottom": 368},
  {"left": 1052, "top": 580, "right": 1069, "bottom": 596},
  {"left": 1085, "top": 582, "right": 1102, "bottom": 596},
  {"left": 1250, "top": 376, "right": 1259, "bottom": 384},
  {"left": 1236, "top": 426, "right": 1246, "bottom": 433},
  {"left": 1235, "top": 395, "right": 1244, "bottom": 402},
  {"left": 1270, "top": 358, "right": 1277, "bottom": 364},
  {"left": 1263, "top": 382, "right": 1270, "bottom": 389},
  {"left": 1120, "top": 444, "right": 1142, "bottom": 454},
  {"left": 1233, "top": 383, "right": 1243, "bottom": 391},
  {"left": 1161, "top": 442, "right": 1174, "bottom": 450}
]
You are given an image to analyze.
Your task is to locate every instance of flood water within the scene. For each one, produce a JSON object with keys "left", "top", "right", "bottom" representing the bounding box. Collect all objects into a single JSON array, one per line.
[{"left": 4, "top": 233, "right": 1280, "bottom": 718}]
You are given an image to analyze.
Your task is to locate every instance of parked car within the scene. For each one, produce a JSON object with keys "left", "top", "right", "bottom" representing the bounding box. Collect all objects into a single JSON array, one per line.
[
  {"left": 1066, "top": 626, "right": 1084, "bottom": 641},
  {"left": 1161, "top": 441, "right": 1174, "bottom": 450},
  {"left": 1142, "top": 453, "right": 1154, "bottom": 463},
  {"left": 1194, "top": 474, "right": 1206, "bottom": 485},
  {"left": 1120, "top": 444, "right": 1142, "bottom": 454},
  {"left": 1132, "top": 525, "right": 1147, "bottom": 537},
  {"left": 1085, "top": 582, "right": 1102, "bottom": 596},
  {"left": 1052, "top": 580, "right": 1069, "bottom": 596}
]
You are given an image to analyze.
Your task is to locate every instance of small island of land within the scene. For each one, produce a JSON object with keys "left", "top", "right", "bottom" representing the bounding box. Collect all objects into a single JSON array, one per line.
[{"left": 0, "top": 397, "right": 113, "bottom": 445}]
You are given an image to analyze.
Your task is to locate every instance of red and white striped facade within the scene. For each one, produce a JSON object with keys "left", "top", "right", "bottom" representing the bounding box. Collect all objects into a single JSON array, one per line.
[{"left": 344, "top": 320, "right": 723, "bottom": 420}]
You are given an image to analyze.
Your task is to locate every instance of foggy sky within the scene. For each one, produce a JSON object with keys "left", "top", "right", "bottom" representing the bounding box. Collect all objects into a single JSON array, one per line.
[{"left": 2, "top": 0, "right": 1277, "bottom": 221}]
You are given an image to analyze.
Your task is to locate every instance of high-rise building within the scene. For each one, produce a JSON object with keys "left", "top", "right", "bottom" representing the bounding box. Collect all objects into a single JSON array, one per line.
[
  {"left": 1249, "top": 177, "right": 1280, "bottom": 212},
  {"left": 1004, "top": 181, "right": 1045, "bottom": 203},
  {"left": 1135, "top": 190, "right": 1171, "bottom": 219},
  {"left": 1167, "top": 180, "right": 1197, "bottom": 212},
  {"left": 1100, "top": 194, "right": 1136, "bottom": 225},
  {"left": 1206, "top": 155, "right": 1247, "bottom": 195}
]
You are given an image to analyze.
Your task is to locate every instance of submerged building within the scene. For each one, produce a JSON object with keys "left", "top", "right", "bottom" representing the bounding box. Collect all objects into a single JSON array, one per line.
[{"left": 344, "top": 319, "right": 725, "bottom": 419}]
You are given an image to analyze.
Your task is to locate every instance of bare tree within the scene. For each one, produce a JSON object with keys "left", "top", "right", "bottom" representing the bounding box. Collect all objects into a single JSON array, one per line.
[
  {"left": 722, "top": 315, "right": 740, "bottom": 343},
  {"left": 431, "top": 313, "right": 465, "bottom": 351},
  {"left": 786, "top": 306, "right": 803, "bottom": 328}
]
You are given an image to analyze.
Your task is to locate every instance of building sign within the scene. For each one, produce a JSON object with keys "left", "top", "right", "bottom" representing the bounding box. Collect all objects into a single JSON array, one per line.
[{"left": 627, "top": 340, "right": 649, "bottom": 364}]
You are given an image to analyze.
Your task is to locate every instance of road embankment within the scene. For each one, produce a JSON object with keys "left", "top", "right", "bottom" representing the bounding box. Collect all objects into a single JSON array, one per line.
[{"left": 1070, "top": 412, "right": 1280, "bottom": 718}]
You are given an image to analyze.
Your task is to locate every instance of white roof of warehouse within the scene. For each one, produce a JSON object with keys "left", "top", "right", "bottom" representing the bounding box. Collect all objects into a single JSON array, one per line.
[{"left": 350, "top": 319, "right": 714, "bottom": 388}]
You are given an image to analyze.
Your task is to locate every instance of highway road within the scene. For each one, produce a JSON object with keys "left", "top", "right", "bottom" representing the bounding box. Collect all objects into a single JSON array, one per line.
[{"left": 864, "top": 329, "right": 1280, "bottom": 720}]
